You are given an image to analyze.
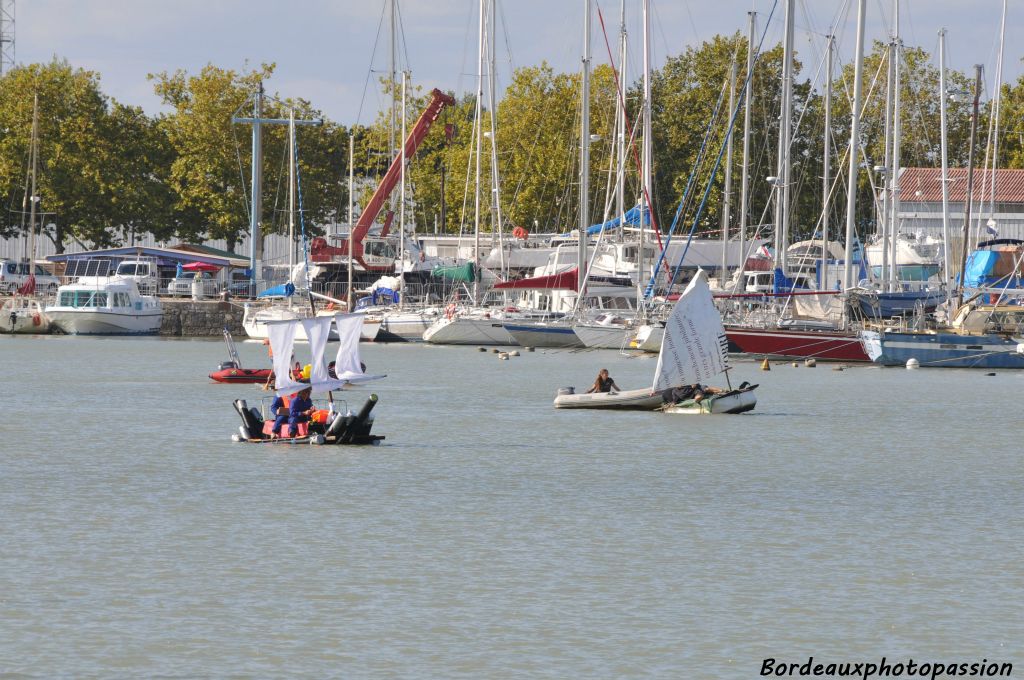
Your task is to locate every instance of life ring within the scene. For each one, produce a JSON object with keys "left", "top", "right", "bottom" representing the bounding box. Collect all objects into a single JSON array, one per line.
[
  {"left": 445, "top": 303, "right": 456, "bottom": 320},
  {"left": 32, "top": 313, "right": 41, "bottom": 327},
  {"left": 325, "top": 302, "right": 336, "bottom": 311},
  {"left": 512, "top": 226, "right": 529, "bottom": 240},
  {"left": 504, "top": 306, "right": 519, "bottom": 313}
]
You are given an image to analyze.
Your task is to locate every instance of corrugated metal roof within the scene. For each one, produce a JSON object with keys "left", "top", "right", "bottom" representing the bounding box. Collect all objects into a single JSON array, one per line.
[{"left": 899, "top": 167, "right": 1024, "bottom": 204}]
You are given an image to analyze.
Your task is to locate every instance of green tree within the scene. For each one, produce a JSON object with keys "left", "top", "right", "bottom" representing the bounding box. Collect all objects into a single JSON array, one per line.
[{"left": 0, "top": 59, "right": 120, "bottom": 251}]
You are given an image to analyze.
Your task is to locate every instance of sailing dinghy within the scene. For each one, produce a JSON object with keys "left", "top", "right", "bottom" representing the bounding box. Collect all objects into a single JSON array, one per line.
[
  {"left": 554, "top": 269, "right": 757, "bottom": 414},
  {"left": 231, "top": 313, "right": 386, "bottom": 444}
]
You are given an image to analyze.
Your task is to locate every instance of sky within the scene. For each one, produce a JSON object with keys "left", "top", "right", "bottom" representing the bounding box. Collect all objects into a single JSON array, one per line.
[{"left": 10, "top": 0, "right": 1020, "bottom": 126}]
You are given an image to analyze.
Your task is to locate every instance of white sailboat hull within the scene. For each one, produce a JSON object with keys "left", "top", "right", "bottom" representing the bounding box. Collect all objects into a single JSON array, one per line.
[
  {"left": 244, "top": 306, "right": 380, "bottom": 342},
  {"left": 422, "top": 316, "right": 518, "bottom": 345},
  {"left": 661, "top": 387, "right": 757, "bottom": 415},
  {"left": 1, "top": 298, "right": 51, "bottom": 334},
  {"left": 376, "top": 310, "right": 440, "bottom": 341},
  {"left": 573, "top": 323, "right": 632, "bottom": 349}
]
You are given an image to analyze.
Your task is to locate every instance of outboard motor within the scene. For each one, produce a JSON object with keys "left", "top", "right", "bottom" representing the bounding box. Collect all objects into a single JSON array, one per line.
[
  {"left": 233, "top": 399, "right": 264, "bottom": 440},
  {"left": 556, "top": 386, "right": 575, "bottom": 396},
  {"left": 219, "top": 360, "right": 239, "bottom": 371}
]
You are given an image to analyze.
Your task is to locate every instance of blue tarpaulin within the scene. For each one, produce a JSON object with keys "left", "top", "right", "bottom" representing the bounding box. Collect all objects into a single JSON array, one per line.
[
  {"left": 964, "top": 250, "right": 998, "bottom": 288},
  {"left": 585, "top": 205, "right": 650, "bottom": 235},
  {"left": 258, "top": 282, "right": 296, "bottom": 298}
]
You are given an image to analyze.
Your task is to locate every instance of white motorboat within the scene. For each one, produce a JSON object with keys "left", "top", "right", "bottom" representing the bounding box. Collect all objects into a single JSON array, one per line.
[{"left": 47, "top": 277, "right": 162, "bottom": 335}]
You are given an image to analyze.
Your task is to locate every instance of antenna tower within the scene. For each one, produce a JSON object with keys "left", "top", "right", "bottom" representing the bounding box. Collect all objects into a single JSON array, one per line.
[{"left": 0, "top": 0, "right": 13, "bottom": 75}]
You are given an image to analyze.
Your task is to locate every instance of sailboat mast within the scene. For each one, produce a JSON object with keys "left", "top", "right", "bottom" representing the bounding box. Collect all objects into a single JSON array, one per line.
[
  {"left": 288, "top": 108, "right": 296, "bottom": 276},
  {"left": 615, "top": 0, "right": 627, "bottom": 228},
  {"left": 250, "top": 84, "right": 264, "bottom": 293},
  {"left": 473, "top": 0, "right": 484, "bottom": 303},
  {"left": 822, "top": 35, "right": 833, "bottom": 291},
  {"left": 843, "top": 0, "right": 867, "bottom": 290},
  {"left": 937, "top": 29, "right": 952, "bottom": 292},
  {"left": 879, "top": 35, "right": 894, "bottom": 289},
  {"left": 988, "top": 0, "right": 1007, "bottom": 228},
  {"left": 640, "top": 0, "right": 651, "bottom": 297},
  {"left": 774, "top": 0, "right": 794, "bottom": 275},
  {"left": 27, "top": 93, "right": 38, "bottom": 278},
  {"left": 388, "top": 0, "right": 397, "bottom": 183},
  {"left": 720, "top": 61, "right": 737, "bottom": 285},
  {"left": 399, "top": 70, "right": 407, "bottom": 310},
  {"left": 738, "top": 11, "right": 755, "bottom": 277},
  {"left": 955, "top": 65, "right": 983, "bottom": 308},
  {"left": 486, "top": 0, "right": 505, "bottom": 274},
  {"left": 347, "top": 133, "right": 355, "bottom": 311},
  {"left": 578, "top": 0, "right": 591, "bottom": 295},
  {"left": 888, "top": 0, "right": 902, "bottom": 292}
]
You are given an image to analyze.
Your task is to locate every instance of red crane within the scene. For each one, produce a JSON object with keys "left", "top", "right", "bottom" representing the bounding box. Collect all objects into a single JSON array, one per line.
[{"left": 311, "top": 88, "right": 456, "bottom": 271}]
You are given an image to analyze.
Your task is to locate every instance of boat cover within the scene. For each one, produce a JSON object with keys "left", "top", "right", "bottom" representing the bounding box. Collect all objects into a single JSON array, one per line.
[{"left": 493, "top": 268, "right": 579, "bottom": 291}]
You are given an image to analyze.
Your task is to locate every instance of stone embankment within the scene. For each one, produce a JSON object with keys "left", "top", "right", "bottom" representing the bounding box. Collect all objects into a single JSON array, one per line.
[{"left": 160, "top": 299, "right": 247, "bottom": 337}]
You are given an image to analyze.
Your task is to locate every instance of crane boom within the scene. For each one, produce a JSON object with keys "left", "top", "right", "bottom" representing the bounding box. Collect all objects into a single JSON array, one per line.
[{"left": 312, "top": 87, "right": 455, "bottom": 270}]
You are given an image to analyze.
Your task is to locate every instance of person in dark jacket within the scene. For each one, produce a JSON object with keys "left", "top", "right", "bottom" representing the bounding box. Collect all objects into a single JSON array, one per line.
[{"left": 586, "top": 368, "right": 619, "bottom": 394}]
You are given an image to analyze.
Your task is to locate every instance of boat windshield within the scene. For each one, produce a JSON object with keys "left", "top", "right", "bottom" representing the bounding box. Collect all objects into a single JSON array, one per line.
[{"left": 59, "top": 290, "right": 109, "bottom": 308}]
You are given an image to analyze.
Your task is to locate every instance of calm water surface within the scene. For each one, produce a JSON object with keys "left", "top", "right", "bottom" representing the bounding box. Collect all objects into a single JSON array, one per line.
[{"left": 1, "top": 335, "right": 1021, "bottom": 678}]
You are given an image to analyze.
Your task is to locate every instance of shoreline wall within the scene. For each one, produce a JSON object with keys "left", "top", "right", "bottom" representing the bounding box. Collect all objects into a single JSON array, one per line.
[{"left": 160, "top": 299, "right": 246, "bottom": 337}]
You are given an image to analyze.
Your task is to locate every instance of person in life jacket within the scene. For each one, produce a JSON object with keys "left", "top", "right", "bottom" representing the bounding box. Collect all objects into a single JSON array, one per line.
[{"left": 269, "top": 393, "right": 292, "bottom": 436}]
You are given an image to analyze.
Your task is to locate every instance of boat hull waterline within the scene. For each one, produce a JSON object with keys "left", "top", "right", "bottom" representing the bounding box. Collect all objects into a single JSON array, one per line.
[
  {"left": 661, "top": 386, "right": 758, "bottom": 414},
  {"left": 860, "top": 330, "right": 1024, "bottom": 369},
  {"left": 726, "top": 326, "right": 869, "bottom": 362}
]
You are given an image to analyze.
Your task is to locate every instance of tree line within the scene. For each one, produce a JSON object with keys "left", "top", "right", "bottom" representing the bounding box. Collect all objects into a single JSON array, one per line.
[{"left": 0, "top": 38, "right": 1018, "bottom": 256}]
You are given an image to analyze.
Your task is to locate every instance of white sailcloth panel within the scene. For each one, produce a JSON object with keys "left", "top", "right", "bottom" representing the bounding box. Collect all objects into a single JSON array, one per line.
[
  {"left": 332, "top": 313, "right": 366, "bottom": 381},
  {"left": 269, "top": 320, "right": 306, "bottom": 395},
  {"left": 652, "top": 269, "right": 730, "bottom": 392},
  {"left": 302, "top": 316, "right": 346, "bottom": 393}
]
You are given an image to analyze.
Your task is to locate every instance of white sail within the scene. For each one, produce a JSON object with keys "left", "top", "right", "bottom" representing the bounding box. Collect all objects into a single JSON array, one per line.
[
  {"left": 334, "top": 313, "right": 386, "bottom": 384},
  {"left": 303, "top": 315, "right": 348, "bottom": 393},
  {"left": 652, "top": 268, "right": 730, "bottom": 392},
  {"left": 269, "top": 319, "right": 305, "bottom": 394}
]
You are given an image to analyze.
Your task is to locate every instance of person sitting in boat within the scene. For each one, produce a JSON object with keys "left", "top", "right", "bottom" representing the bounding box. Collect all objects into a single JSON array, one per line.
[
  {"left": 269, "top": 393, "right": 291, "bottom": 437},
  {"left": 662, "top": 383, "right": 723, "bottom": 404},
  {"left": 287, "top": 387, "right": 315, "bottom": 429},
  {"left": 586, "top": 368, "right": 619, "bottom": 394}
]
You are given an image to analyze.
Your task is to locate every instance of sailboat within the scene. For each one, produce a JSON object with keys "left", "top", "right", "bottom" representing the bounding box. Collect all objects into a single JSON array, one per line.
[
  {"left": 554, "top": 269, "right": 757, "bottom": 413},
  {"left": 230, "top": 312, "right": 386, "bottom": 444},
  {"left": 2, "top": 94, "right": 52, "bottom": 335}
]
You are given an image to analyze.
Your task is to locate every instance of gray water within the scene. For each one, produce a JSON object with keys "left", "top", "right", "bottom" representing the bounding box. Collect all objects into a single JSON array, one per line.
[{"left": 1, "top": 335, "right": 1021, "bottom": 678}]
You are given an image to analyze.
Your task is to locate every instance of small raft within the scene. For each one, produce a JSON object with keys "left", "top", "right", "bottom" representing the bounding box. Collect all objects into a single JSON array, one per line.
[{"left": 231, "top": 394, "right": 385, "bottom": 445}]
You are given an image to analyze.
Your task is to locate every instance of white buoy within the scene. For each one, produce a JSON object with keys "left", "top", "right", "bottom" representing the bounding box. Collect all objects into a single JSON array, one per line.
[
  {"left": 804, "top": 358, "right": 817, "bottom": 367},
  {"left": 906, "top": 358, "right": 920, "bottom": 369},
  {"left": 498, "top": 352, "right": 509, "bottom": 360},
  {"left": 791, "top": 362, "right": 799, "bottom": 368},
  {"left": 509, "top": 350, "right": 520, "bottom": 357},
  {"left": 1017, "top": 343, "right": 1024, "bottom": 354}
]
